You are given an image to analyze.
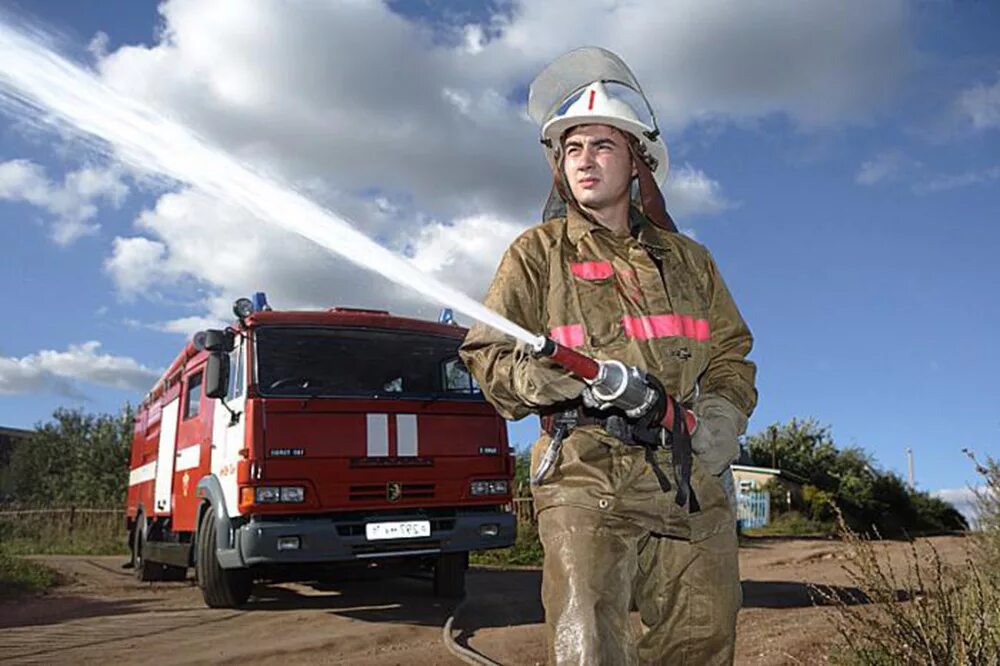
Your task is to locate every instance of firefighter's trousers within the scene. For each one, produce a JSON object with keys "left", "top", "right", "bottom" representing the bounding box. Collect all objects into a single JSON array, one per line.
[{"left": 538, "top": 504, "right": 741, "bottom": 665}]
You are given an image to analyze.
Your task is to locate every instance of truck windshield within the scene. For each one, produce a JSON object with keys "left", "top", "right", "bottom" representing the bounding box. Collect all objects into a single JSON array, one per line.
[{"left": 254, "top": 326, "right": 482, "bottom": 399}]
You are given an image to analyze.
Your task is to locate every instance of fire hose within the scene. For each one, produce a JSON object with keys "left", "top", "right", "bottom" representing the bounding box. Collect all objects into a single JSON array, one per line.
[{"left": 442, "top": 599, "right": 503, "bottom": 666}]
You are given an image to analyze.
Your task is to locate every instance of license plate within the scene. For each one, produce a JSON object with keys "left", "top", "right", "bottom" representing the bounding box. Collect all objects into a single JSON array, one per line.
[{"left": 365, "top": 520, "right": 431, "bottom": 541}]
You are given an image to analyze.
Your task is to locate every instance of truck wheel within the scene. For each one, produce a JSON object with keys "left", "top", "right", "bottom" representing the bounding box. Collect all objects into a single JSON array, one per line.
[
  {"left": 433, "top": 552, "right": 466, "bottom": 598},
  {"left": 195, "top": 505, "right": 252, "bottom": 608},
  {"left": 133, "top": 515, "right": 164, "bottom": 582}
]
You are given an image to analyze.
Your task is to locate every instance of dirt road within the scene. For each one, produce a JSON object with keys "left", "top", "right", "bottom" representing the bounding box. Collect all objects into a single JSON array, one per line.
[{"left": 0, "top": 536, "right": 969, "bottom": 665}]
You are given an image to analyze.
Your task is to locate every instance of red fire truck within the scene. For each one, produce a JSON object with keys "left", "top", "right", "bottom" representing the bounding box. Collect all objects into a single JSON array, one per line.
[{"left": 125, "top": 294, "right": 516, "bottom": 608}]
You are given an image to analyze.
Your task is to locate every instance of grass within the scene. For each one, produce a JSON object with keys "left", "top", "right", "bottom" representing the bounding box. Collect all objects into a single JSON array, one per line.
[
  {"left": 0, "top": 507, "right": 128, "bottom": 556},
  {"left": 814, "top": 450, "right": 1000, "bottom": 666},
  {"left": 471, "top": 521, "right": 544, "bottom": 567},
  {"left": 0, "top": 548, "right": 62, "bottom": 600},
  {"left": 743, "top": 510, "right": 836, "bottom": 538}
]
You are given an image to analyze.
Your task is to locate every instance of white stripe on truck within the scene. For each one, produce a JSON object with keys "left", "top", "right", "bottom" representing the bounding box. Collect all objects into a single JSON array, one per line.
[
  {"left": 175, "top": 444, "right": 200, "bottom": 471},
  {"left": 396, "top": 414, "right": 418, "bottom": 457},
  {"left": 366, "top": 413, "right": 388, "bottom": 457},
  {"left": 128, "top": 461, "right": 157, "bottom": 486}
]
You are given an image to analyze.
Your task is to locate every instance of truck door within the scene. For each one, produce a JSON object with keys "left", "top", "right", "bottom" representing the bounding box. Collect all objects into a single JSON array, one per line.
[
  {"left": 172, "top": 366, "right": 210, "bottom": 531},
  {"left": 211, "top": 336, "right": 247, "bottom": 517},
  {"left": 153, "top": 394, "right": 181, "bottom": 515}
]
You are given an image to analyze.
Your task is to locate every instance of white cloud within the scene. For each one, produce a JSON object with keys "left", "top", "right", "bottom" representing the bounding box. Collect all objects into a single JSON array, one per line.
[
  {"left": 914, "top": 166, "right": 1000, "bottom": 194},
  {"left": 855, "top": 151, "right": 920, "bottom": 186},
  {"left": 0, "top": 341, "right": 160, "bottom": 397},
  {"left": 932, "top": 486, "right": 983, "bottom": 528},
  {"left": 152, "top": 315, "right": 228, "bottom": 336},
  {"left": 957, "top": 71, "right": 1000, "bottom": 131},
  {"left": 409, "top": 213, "right": 526, "bottom": 280},
  {"left": 104, "top": 236, "right": 169, "bottom": 297},
  {"left": 498, "top": 0, "right": 911, "bottom": 129},
  {"left": 91, "top": 0, "right": 912, "bottom": 224},
  {"left": 0, "top": 158, "right": 127, "bottom": 244},
  {"left": 665, "top": 165, "right": 735, "bottom": 217},
  {"left": 105, "top": 188, "right": 502, "bottom": 331}
]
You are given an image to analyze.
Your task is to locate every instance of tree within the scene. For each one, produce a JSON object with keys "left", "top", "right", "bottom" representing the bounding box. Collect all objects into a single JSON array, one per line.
[
  {"left": 9, "top": 406, "right": 133, "bottom": 507},
  {"left": 746, "top": 418, "right": 967, "bottom": 535}
]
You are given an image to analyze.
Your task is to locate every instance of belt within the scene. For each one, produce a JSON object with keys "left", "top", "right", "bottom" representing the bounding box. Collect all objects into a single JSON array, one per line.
[
  {"left": 540, "top": 406, "right": 631, "bottom": 441},
  {"left": 539, "top": 403, "right": 699, "bottom": 512}
]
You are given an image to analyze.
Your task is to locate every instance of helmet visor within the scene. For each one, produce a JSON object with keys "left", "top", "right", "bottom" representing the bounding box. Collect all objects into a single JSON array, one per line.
[{"left": 527, "top": 46, "right": 658, "bottom": 133}]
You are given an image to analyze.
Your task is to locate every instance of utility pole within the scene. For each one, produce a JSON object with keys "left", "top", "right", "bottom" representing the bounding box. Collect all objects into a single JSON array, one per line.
[
  {"left": 906, "top": 447, "right": 914, "bottom": 487},
  {"left": 770, "top": 425, "right": 778, "bottom": 469}
]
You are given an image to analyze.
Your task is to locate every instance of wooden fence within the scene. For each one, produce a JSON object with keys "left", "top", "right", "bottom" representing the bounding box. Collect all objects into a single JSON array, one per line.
[
  {"left": 513, "top": 497, "right": 535, "bottom": 525},
  {"left": 0, "top": 507, "right": 127, "bottom": 554}
]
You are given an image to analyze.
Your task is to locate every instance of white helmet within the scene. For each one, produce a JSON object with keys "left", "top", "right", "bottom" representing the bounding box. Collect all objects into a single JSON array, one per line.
[{"left": 540, "top": 81, "right": 670, "bottom": 185}]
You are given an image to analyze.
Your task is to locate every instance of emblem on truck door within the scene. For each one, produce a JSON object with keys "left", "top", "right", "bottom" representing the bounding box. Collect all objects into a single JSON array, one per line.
[{"left": 387, "top": 482, "right": 403, "bottom": 502}]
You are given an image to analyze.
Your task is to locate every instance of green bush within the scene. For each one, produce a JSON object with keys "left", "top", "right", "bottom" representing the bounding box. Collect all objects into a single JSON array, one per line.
[
  {"left": 8, "top": 407, "right": 133, "bottom": 507},
  {"left": 803, "top": 484, "right": 837, "bottom": 522},
  {"left": 0, "top": 548, "right": 61, "bottom": 600},
  {"left": 744, "top": 510, "right": 835, "bottom": 537},
  {"left": 471, "top": 521, "right": 544, "bottom": 567}
]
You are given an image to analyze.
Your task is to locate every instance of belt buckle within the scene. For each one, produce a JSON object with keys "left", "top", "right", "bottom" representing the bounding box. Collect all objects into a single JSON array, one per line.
[{"left": 552, "top": 409, "right": 579, "bottom": 430}]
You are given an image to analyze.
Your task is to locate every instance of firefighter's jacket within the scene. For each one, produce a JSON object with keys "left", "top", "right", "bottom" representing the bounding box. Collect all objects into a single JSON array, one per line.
[{"left": 460, "top": 205, "right": 757, "bottom": 541}]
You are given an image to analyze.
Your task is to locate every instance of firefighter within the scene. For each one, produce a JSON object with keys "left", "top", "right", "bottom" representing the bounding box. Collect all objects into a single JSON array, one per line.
[{"left": 459, "top": 51, "right": 757, "bottom": 665}]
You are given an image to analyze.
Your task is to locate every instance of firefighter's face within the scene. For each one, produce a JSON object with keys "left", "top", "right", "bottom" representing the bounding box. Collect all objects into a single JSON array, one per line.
[{"left": 562, "top": 124, "right": 635, "bottom": 211}]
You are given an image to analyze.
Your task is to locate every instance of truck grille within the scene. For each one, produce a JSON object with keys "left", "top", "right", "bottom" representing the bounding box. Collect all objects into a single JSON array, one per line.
[
  {"left": 348, "top": 483, "right": 435, "bottom": 501},
  {"left": 351, "top": 540, "right": 441, "bottom": 557}
]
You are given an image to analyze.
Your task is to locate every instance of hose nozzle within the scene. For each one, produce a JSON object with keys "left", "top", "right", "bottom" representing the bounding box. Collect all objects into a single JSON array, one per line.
[{"left": 533, "top": 338, "right": 658, "bottom": 418}]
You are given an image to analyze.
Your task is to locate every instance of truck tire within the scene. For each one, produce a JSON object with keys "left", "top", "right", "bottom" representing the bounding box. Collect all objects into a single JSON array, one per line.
[
  {"left": 133, "top": 515, "right": 164, "bottom": 582},
  {"left": 195, "top": 505, "right": 252, "bottom": 608},
  {"left": 433, "top": 552, "right": 466, "bottom": 598}
]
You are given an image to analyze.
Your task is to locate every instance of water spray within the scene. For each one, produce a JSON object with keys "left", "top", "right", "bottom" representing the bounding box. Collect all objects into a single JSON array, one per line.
[{"left": 0, "top": 19, "right": 543, "bottom": 349}]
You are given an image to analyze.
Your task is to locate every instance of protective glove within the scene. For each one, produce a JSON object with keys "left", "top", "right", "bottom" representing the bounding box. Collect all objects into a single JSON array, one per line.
[{"left": 691, "top": 394, "right": 747, "bottom": 475}]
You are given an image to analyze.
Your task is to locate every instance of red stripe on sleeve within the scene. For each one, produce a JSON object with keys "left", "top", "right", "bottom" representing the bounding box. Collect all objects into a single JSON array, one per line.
[{"left": 550, "top": 324, "right": 586, "bottom": 349}]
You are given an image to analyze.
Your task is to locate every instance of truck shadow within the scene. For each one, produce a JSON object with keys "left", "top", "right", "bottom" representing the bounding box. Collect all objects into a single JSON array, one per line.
[
  {"left": 0, "top": 596, "right": 152, "bottom": 629},
  {"left": 246, "top": 568, "right": 546, "bottom": 628}
]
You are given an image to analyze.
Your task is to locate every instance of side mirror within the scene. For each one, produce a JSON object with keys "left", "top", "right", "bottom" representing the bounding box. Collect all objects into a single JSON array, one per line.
[
  {"left": 194, "top": 329, "right": 234, "bottom": 353},
  {"left": 205, "top": 352, "right": 231, "bottom": 399}
]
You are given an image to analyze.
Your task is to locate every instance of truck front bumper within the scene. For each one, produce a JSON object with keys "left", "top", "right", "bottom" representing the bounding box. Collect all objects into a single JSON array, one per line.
[{"left": 231, "top": 509, "right": 516, "bottom": 568}]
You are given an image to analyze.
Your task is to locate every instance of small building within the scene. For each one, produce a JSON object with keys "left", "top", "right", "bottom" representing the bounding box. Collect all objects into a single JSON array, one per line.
[{"left": 731, "top": 463, "right": 805, "bottom": 511}]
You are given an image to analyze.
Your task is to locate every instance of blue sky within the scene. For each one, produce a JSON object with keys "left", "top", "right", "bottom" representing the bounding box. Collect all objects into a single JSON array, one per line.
[{"left": 0, "top": 1, "right": 998, "bottom": 507}]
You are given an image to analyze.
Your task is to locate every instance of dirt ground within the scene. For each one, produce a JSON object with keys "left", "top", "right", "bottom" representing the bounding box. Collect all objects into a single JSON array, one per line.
[{"left": 0, "top": 535, "right": 970, "bottom": 665}]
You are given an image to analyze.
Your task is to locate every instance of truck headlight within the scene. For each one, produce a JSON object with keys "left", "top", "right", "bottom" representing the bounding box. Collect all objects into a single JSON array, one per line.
[
  {"left": 280, "top": 486, "right": 305, "bottom": 503},
  {"left": 470, "top": 479, "right": 509, "bottom": 496},
  {"left": 255, "top": 486, "right": 281, "bottom": 503}
]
